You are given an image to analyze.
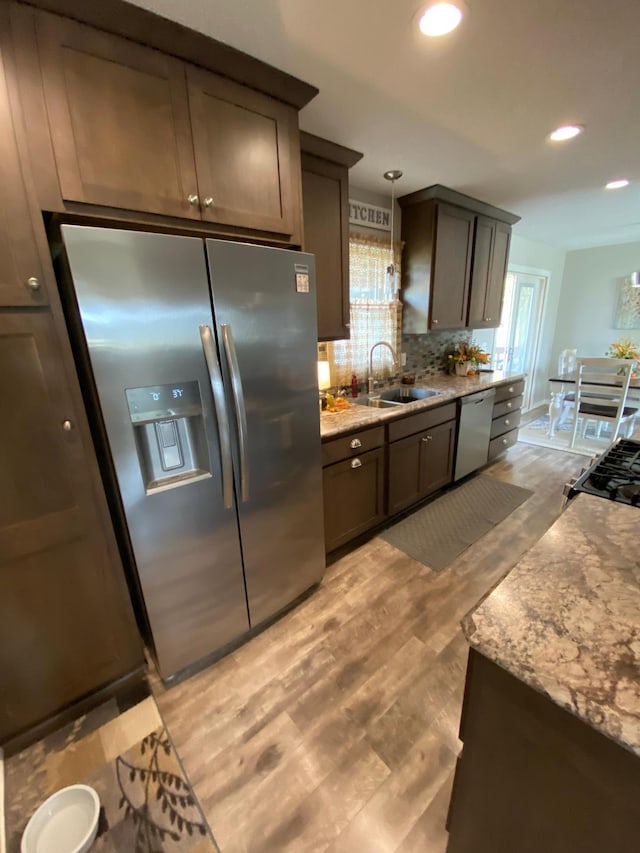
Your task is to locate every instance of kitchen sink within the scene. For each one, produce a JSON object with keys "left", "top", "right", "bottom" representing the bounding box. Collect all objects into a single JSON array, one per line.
[
  {"left": 353, "top": 396, "right": 404, "bottom": 408},
  {"left": 353, "top": 387, "right": 440, "bottom": 408},
  {"left": 379, "top": 388, "right": 440, "bottom": 404}
]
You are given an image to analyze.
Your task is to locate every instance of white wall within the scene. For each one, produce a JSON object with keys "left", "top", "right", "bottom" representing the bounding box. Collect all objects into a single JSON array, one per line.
[
  {"left": 508, "top": 234, "right": 567, "bottom": 409},
  {"left": 551, "top": 242, "right": 640, "bottom": 368}
]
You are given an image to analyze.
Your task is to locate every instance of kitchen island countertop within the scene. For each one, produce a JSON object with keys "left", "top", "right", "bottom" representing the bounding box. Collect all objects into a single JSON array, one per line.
[
  {"left": 320, "top": 370, "right": 525, "bottom": 439},
  {"left": 464, "top": 492, "right": 640, "bottom": 757}
]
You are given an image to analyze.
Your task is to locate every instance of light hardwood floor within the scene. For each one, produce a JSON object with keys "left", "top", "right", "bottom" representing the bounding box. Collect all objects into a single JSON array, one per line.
[{"left": 155, "top": 442, "right": 582, "bottom": 852}]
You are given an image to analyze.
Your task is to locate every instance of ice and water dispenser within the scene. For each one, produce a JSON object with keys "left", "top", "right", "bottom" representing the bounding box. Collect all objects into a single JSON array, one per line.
[{"left": 125, "top": 381, "right": 211, "bottom": 493}]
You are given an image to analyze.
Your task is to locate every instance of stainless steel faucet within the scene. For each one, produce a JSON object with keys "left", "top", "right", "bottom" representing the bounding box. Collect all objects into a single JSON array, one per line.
[{"left": 368, "top": 341, "right": 399, "bottom": 394}]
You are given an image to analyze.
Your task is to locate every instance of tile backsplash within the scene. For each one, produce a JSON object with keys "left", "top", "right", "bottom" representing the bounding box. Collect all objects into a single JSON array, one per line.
[{"left": 402, "top": 330, "right": 473, "bottom": 377}]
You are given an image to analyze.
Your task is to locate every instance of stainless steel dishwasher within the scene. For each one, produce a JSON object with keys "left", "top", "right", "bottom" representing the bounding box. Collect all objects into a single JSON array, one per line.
[{"left": 454, "top": 388, "right": 497, "bottom": 480}]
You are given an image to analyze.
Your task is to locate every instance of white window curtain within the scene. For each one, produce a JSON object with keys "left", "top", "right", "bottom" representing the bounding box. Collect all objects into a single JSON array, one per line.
[{"left": 328, "top": 233, "right": 402, "bottom": 387}]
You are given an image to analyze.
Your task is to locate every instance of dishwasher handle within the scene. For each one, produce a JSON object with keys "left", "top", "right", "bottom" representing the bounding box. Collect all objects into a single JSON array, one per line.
[{"left": 459, "top": 388, "right": 496, "bottom": 406}]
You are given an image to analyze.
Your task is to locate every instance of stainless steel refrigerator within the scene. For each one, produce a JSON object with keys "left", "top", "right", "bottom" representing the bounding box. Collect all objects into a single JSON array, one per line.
[{"left": 59, "top": 225, "right": 325, "bottom": 680}]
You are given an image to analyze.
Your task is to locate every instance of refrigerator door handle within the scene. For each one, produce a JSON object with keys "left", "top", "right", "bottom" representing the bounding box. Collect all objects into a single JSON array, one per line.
[
  {"left": 221, "top": 323, "right": 249, "bottom": 502},
  {"left": 199, "top": 324, "right": 234, "bottom": 509}
]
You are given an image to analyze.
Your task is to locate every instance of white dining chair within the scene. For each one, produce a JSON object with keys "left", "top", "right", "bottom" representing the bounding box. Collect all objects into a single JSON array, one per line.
[{"left": 569, "top": 358, "right": 638, "bottom": 448}]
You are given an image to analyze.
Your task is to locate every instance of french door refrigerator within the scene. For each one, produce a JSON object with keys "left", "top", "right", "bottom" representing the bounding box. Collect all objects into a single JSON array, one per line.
[{"left": 59, "top": 225, "right": 325, "bottom": 680}]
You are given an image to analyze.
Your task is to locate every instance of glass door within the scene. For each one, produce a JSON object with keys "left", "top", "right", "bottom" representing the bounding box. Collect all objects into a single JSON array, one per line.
[{"left": 473, "top": 270, "right": 547, "bottom": 412}]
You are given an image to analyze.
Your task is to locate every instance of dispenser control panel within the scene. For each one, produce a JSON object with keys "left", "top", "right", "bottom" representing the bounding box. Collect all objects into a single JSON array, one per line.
[{"left": 125, "top": 381, "right": 202, "bottom": 423}]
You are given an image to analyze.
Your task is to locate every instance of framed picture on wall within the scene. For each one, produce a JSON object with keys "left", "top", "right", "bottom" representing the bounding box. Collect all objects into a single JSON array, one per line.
[{"left": 614, "top": 274, "right": 640, "bottom": 329}]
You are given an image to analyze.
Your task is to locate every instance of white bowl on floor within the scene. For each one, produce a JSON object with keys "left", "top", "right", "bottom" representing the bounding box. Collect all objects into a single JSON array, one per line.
[{"left": 21, "top": 784, "right": 100, "bottom": 853}]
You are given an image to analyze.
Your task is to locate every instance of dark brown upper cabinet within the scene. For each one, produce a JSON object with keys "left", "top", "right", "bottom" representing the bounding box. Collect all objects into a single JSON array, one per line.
[
  {"left": 468, "top": 217, "right": 512, "bottom": 329},
  {"left": 0, "top": 5, "right": 47, "bottom": 307},
  {"left": 399, "top": 185, "right": 519, "bottom": 333},
  {"left": 300, "top": 133, "right": 362, "bottom": 341},
  {"left": 189, "top": 67, "right": 300, "bottom": 236},
  {"left": 35, "top": 12, "right": 201, "bottom": 220},
  {"left": 23, "top": 8, "right": 305, "bottom": 241},
  {"left": 0, "top": 311, "right": 143, "bottom": 744}
]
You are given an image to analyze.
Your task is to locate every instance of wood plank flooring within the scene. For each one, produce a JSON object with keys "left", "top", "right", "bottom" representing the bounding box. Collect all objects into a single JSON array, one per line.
[{"left": 155, "top": 442, "right": 583, "bottom": 852}]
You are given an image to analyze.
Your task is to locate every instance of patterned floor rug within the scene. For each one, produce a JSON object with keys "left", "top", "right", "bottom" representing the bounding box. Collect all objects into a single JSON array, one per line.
[
  {"left": 4, "top": 697, "right": 216, "bottom": 853},
  {"left": 380, "top": 474, "right": 533, "bottom": 571}
]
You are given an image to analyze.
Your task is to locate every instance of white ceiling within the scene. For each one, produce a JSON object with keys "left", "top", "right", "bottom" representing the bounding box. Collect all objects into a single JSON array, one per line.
[{"left": 128, "top": 0, "right": 640, "bottom": 251}]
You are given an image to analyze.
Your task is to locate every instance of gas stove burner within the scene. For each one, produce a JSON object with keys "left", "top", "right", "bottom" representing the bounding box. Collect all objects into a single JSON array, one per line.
[{"left": 612, "top": 482, "right": 640, "bottom": 505}]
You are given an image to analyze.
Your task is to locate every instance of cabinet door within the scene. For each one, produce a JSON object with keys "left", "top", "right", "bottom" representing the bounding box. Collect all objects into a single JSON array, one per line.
[
  {"left": 187, "top": 65, "right": 299, "bottom": 237},
  {"left": 420, "top": 419, "right": 456, "bottom": 495},
  {"left": 323, "top": 448, "right": 385, "bottom": 552},
  {"left": 0, "top": 312, "right": 142, "bottom": 742},
  {"left": 468, "top": 217, "right": 511, "bottom": 329},
  {"left": 0, "top": 5, "right": 46, "bottom": 307},
  {"left": 388, "top": 433, "right": 423, "bottom": 515},
  {"left": 467, "top": 215, "right": 495, "bottom": 328},
  {"left": 485, "top": 220, "right": 511, "bottom": 327},
  {"left": 302, "top": 155, "right": 350, "bottom": 340},
  {"left": 35, "top": 11, "right": 200, "bottom": 219},
  {"left": 430, "top": 203, "right": 475, "bottom": 329}
]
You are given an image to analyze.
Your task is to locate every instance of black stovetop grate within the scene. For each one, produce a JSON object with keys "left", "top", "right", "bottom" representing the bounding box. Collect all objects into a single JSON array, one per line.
[{"left": 571, "top": 438, "right": 640, "bottom": 506}]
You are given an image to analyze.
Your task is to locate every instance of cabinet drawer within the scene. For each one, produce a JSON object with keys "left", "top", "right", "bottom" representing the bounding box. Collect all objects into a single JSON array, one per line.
[
  {"left": 323, "top": 447, "right": 386, "bottom": 552},
  {"left": 493, "top": 395, "right": 523, "bottom": 419},
  {"left": 490, "top": 410, "right": 521, "bottom": 440},
  {"left": 322, "top": 425, "right": 384, "bottom": 466},
  {"left": 493, "top": 379, "right": 525, "bottom": 403},
  {"left": 488, "top": 427, "right": 519, "bottom": 459},
  {"left": 387, "top": 402, "right": 457, "bottom": 443}
]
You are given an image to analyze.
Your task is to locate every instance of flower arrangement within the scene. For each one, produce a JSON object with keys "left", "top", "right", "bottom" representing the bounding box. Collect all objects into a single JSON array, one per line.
[
  {"left": 444, "top": 340, "right": 491, "bottom": 375},
  {"left": 606, "top": 337, "right": 640, "bottom": 360}
]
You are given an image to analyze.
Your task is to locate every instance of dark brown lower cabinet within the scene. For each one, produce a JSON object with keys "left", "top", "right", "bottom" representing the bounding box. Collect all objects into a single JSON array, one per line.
[
  {"left": 322, "top": 447, "right": 386, "bottom": 552},
  {"left": 387, "top": 419, "right": 456, "bottom": 515},
  {"left": 0, "top": 310, "right": 143, "bottom": 747},
  {"left": 446, "top": 649, "right": 640, "bottom": 853}
]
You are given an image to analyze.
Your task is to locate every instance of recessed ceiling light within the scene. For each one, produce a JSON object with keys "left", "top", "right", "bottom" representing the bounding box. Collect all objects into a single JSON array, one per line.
[
  {"left": 548, "top": 125, "right": 584, "bottom": 142},
  {"left": 418, "top": 2, "right": 464, "bottom": 37},
  {"left": 605, "top": 179, "right": 630, "bottom": 190}
]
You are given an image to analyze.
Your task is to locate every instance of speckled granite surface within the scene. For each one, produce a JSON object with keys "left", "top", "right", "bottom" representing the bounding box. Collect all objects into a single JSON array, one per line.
[
  {"left": 464, "top": 493, "right": 640, "bottom": 757},
  {"left": 320, "top": 370, "right": 525, "bottom": 439}
]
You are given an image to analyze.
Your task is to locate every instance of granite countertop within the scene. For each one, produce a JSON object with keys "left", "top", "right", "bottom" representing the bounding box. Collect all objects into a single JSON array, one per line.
[
  {"left": 320, "top": 370, "right": 525, "bottom": 439},
  {"left": 464, "top": 493, "right": 640, "bottom": 757}
]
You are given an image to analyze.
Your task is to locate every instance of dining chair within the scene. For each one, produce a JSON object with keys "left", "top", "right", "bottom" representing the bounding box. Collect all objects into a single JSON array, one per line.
[{"left": 569, "top": 358, "right": 638, "bottom": 448}]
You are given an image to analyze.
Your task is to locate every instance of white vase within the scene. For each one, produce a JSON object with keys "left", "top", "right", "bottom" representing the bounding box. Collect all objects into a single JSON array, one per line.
[{"left": 455, "top": 361, "right": 471, "bottom": 377}]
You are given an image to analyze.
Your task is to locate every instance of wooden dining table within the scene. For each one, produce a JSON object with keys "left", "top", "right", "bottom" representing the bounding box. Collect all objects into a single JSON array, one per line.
[{"left": 547, "top": 369, "right": 640, "bottom": 437}]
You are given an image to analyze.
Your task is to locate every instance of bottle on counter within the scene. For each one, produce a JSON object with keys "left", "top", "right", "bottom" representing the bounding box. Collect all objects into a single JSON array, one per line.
[{"left": 351, "top": 373, "right": 359, "bottom": 398}]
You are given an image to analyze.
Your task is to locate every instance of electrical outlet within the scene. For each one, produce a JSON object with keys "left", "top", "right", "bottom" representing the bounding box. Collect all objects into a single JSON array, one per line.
[{"left": 401, "top": 352, "right": 407, "bottom": 366}]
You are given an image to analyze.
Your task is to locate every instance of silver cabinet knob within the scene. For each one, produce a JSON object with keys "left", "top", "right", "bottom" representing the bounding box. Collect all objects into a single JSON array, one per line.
[
  {"left": 27, "top": 276, "right": 41, "bottom": 291},
  {"left": 506, "top": 401, "right": 513, "bottom": 408},
  {"left": 484, "top": 317, "right": 492, "bottom": 322},
  {"left": 504, "top": 418, "right": 510, "bottom": 426},
  {"left": 62, "top": 420, "right": 73, "bottom": 431},
  {"left": 350, "top": 438, "right": 362, "bottom": 449},
  {"left": 422, "top": 434, "right": 432, "bottom": 442},
  {"left": 187, "top": 194, "right": 199, "bottom": 205},
  {"left": 508, "top": 386, "right": 514, "bottom": 393},
  {"left": 432, "top": 319, "right": 439, "bottom": 325},
  {"left": 502, "top": 438, "right": 508, "bottom": 445},
  {"left": 351, "top": 458, "right": 362, "bottom": 469},
  {"left": 203, "top": 197, "right": 214, "bottom": 207}
]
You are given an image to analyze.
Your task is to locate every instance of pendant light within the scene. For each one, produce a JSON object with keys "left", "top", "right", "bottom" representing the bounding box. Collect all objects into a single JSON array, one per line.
[{"left": 383, "top": 169, "right": 402, "bottom": 281}]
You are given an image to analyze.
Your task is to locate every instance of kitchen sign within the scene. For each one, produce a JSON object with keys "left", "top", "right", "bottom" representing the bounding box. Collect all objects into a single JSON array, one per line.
[{"left": 349, "top": 200, "right": 392, "bottom": 231}]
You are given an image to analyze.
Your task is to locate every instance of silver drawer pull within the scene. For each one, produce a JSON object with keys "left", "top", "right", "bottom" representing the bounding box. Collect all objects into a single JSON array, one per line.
[
  {"left": 506, "top": 401, "right": 513, "bottom": 408},
  {"left": 508, "top": 386, "right": 514, "bottom": 393},
  {"left": 421, "top": 435, "right": 432, "bottom": 442},
  {"left": 502, "top": 438, "right": 508, "bottom": 445},
  {"left": 62, "top": 419, "right": 73, "bottom": 431},
  {"left": 351, "top": 458, "right": 362, "bottom": 469},
  {"left": 187, "top": 194, "right": 199, "bottom": 205},
  {"left": 504, "top": 418, "right": 510, "bottom": 426},
  {"left": 350, "top": 438, "right": 362, "bottom": 449},
  {"left": 204, "top": 197, "right": 214, "bottom": 207},
  {"left": 432, "top": 319, "right": 439, "bottom": 325},
  {"left": 28, "top": 276, "right": 41, "bottom": 291}
]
